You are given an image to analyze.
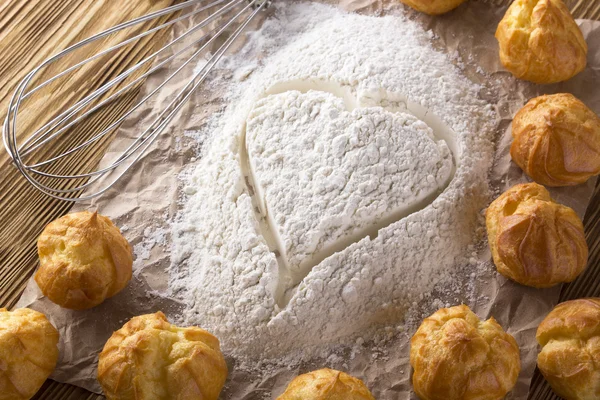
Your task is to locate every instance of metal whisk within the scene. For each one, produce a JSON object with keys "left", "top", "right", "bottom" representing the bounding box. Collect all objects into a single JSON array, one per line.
[{"left": 3, "top": 0, "right": 270, "bottom": 201}]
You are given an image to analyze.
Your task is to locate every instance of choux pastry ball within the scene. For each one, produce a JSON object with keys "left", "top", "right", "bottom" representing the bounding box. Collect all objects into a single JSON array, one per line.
[
  {"left": 399, "top": 0, "right": 467, "bottom": 15},
  {"left": 486, "top": 183, "right": 588, "bottom": 288},
  {"left": 0, "top": 308, "right": 59, "bottom": 400},
  {"left": 536, "top": 298, "right": 600, "bottom": 400},
  {"left": 495, "top": 0, "right": 587, "bottom": 84},
  {"left": 35, "top": 211, "right": 133, "bottom": 310},
  {"left": 410, "top": 304, "right": 521, "bottom": 400},
  {"left": 277, "top": 368, "right": 375, "bottom": 400},
  {"left": 511, "top": 93, "right": 600, "bottom": 187},
  {"left": 97, "top": 311, "right": 228, "bottom": 400}
]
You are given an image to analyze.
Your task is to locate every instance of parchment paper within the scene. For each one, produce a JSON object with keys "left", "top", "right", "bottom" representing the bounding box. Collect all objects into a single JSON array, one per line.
[{"left": 15, "top": 1, "right": 600, "bottom": 399}]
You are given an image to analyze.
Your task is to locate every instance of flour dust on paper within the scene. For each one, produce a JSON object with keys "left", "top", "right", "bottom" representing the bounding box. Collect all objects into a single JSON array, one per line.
[{"left": 169, "top": 2, "right": 497, "bottom": 363}]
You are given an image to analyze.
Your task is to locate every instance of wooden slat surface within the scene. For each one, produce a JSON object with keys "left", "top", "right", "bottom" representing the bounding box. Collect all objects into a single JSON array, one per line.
[
  {"left": 0, "top": 1, "right": 175, "bottom": 399},
  {"left": 0, "top": 1, "right": 597, "bottom": 399}
]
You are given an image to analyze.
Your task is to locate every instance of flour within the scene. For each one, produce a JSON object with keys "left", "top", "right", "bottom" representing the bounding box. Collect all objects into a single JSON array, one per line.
[
  {"left": 246, "top": 90, "right": 453, "bottom": 303},
  {"left": 169, "top": 1, "right": 496, "bottom": 364}
]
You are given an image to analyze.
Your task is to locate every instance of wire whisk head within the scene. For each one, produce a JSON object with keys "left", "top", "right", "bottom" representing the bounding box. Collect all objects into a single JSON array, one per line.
[{"left": 3, "top": 0, "right": 270, "bottom": 201}]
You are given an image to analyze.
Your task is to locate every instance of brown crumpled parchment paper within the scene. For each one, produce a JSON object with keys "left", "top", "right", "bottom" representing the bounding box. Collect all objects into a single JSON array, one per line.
[{"left": 15, "top": 1, "right": 600, "bottom": 398}]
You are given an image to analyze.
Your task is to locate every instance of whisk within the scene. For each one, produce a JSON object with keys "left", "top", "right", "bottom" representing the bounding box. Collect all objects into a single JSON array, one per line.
[{"left": 3, "top": 0, "right": 271, "bottom": 201}]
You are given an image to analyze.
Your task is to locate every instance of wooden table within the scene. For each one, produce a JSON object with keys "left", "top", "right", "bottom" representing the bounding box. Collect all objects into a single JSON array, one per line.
[{"left": 0, "top": 1, "right": 598, "bottom": 399}]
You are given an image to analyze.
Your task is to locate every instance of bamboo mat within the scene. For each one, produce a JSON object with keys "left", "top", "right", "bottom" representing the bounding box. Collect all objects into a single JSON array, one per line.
[{"left": 0, "top": 1, "right": 597, "bottom": 399}]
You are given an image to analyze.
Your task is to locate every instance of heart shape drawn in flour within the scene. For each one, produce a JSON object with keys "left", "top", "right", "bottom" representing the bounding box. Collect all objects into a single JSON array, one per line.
[{"left": 243, "top": 81, "right": 456, "bottom": 307}]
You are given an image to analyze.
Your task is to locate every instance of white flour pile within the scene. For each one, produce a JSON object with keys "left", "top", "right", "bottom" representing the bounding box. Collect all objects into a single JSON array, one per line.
[
  {"left": 246, "top": 90, "right": 454, "bottom": 305},
  {"left": 169, "top": 1, "right": 497, "bottom": 362}
]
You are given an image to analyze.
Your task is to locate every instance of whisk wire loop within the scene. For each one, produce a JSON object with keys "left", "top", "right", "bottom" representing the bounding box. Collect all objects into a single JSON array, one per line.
[
  {"left": 19, "top": 0, "right": 239, "bottom": 159},
  {"left": 3, "top": 0, "right": 270, "bottom": 201}
]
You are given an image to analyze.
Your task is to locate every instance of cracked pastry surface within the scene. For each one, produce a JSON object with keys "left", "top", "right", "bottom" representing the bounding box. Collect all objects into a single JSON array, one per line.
[
  {"left": 35, "top": 211, "right": 133, "bottom": 310},
  {"left": 409, "top": 304, "right": 520, "bottom": 400},
  {"left": 486, "top": 183, "right": 588, "bottom": 288},
  {"left": 0, "top": 308, "right": 59, "bottom": 400},
  {"left": 495, "top": 0, "right": 587, "bottom": 84},
  {"left": 536, "top": 298, "right": 600, "bottom": 400},
  {"left": 277, "top": 368, "right": 375, "bottom": 400},
  {"left": 97, "top": 312, "right": 228, "bottom": 400},
  {"left": 399, "top": 0, "right": 466, "bottom": 15},
  {"left": 511, "top": 93, "right": 600, "bottom": 187}
]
